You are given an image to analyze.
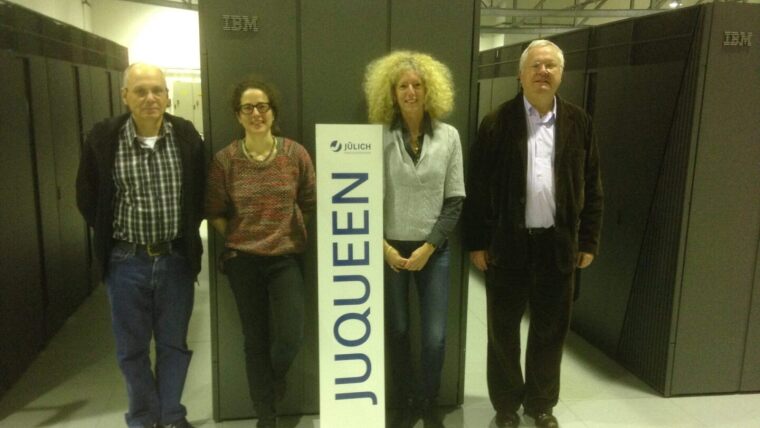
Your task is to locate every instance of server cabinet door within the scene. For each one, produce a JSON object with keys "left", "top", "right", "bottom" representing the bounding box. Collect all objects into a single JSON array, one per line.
[
  {"left": 26, "top": 56, "right": 65, "bottom": 338},
  {"left": 0, "top": 52, "right": 45, "bottom": 391},
  {"left": 743, "top": 239, "right": 760, "bottom": 391},
  {"left": 477, "top": 80, "right": 492, "bottom": 124},
  {"left": 199, "top": 0, "right": 304, "bottom": 420},
  {"left": 88, "top": 66, "right": 113, "bottom": 125},
  {"left": 672, "top": 2, "right": 760, "bottom": 394},
  {"left": 200, "top": 0, "right": 477, "bottom": 419},
  {"left": 109, "top": 69, "right": 124, "bottom": 116},
  {"left": 490, "top": 76, "right": 519, "bottom": 111},
  {"left": 43, "top": 59, "right": 91, "bottom": 335},
  {"left": 300, "top": 0, "right": 390, "bottom": 415},
  {"left": 388, "top": 0, "right": 477, "bottom": 408}
]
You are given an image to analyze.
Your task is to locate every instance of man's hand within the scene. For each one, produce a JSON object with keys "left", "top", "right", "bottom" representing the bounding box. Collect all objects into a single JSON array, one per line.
[
  {"left": 470, "top": 250, "right": 489, "bottom": 271},
  {"left": 577, "top": 252, "right": 594, "bottom": 268}
]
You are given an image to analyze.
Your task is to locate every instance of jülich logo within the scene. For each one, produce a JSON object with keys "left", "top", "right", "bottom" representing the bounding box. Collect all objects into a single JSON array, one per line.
[{"left": 331, "top": 140, "right": 372, "bottom": 154}]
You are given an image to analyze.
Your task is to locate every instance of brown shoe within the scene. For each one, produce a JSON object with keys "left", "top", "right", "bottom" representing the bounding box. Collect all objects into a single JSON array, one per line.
[
  {"left": 525, "top": 411, "right": 559, "bottom": 428},
  {"left": 162, "top": 419, "right": 195, "bottom": 428},
  {"left": 492, "top": 411, "right": 520, "bottom": 428}
]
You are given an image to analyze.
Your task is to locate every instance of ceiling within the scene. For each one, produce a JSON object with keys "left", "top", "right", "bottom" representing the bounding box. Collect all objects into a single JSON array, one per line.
[
  {"left": 479, "top": 0, "right": 757, "bottom": 34},
  {"left": 116, "top": 0, "right": 756, "bottom": 46}
]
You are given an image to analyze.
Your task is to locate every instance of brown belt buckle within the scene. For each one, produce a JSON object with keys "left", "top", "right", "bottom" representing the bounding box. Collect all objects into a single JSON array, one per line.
[{"left": 146, "top": 241, "right": 170, "bottom": 256}]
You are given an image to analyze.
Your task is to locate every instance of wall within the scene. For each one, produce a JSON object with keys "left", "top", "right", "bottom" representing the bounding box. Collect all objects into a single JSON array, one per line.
[
  {"left": 90, "top": 0, "right": 200, "bottom": 69},
  {"left": 10, "top": 0, "right": 204, "bottom": 131},
  {"left": 11, "top": 0, "right": 201, "bottom": 70}
]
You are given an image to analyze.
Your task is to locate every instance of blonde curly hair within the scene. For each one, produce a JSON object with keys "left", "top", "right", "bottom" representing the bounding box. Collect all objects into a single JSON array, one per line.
[{"left": 363, "top": 50, "right": 454, "bottom": 124}]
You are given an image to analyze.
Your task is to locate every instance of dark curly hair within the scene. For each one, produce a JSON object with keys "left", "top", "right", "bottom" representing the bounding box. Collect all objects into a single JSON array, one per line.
[{"left": 230, "top": 76, "right": 282, "bottom": 135}]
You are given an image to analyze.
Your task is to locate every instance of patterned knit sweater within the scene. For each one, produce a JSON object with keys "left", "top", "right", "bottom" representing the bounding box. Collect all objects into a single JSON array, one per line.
[{"left": 205, "top": 137, "right": 316, "bottom": 255}]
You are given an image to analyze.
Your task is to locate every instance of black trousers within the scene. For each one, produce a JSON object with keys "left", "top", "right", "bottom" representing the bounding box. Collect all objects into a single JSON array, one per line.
[
  {"left": 225, "top": 252, "right": 305, "bottom": 410},
  {"left": 485, "top": 230, "right": 574, "bottom": 414}
]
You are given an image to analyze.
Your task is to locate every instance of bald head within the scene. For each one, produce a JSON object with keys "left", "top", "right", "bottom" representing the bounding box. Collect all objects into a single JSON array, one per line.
[
  {"left": 122, "top": 63, "right": 167, "bottom": 89},
  {"left": 121, "top": 63, "right": 170, "bottom": 135}
]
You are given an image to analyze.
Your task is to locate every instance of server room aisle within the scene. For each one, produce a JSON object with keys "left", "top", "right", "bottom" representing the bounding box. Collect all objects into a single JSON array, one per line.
[{"left": 0, "top": 226, "right": 759, "bottom": 427}]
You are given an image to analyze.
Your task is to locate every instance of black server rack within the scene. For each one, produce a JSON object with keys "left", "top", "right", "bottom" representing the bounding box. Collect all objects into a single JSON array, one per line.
[
  {"left": 477, "top": 2, "right": 760, "bottom": 396},
  {"left": 198, "top": 0, "right": 479, "bottom": 420},
  {"left": 0, "top": 1, "right": 128, "bottom": 396}
]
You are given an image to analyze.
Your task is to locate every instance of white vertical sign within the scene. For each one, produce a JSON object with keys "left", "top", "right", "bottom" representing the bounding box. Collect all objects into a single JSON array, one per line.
[{"left": 316, "top": 124, "right": 385, "bottom": 428}]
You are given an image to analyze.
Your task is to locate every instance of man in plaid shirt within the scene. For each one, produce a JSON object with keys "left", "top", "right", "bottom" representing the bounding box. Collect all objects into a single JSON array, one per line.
[{"left": 76, "top": 63, "right": 205, "bottom": 428}]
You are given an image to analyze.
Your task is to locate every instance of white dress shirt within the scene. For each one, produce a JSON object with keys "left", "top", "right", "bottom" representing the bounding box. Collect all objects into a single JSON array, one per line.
[{"left": 523, "top": 95, "right": 556, "bottom": 228}]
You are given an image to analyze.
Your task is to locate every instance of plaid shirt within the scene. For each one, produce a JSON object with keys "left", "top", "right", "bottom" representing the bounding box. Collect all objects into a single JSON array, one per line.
[{"left": 112, "top": 118, "right": 183, "bottom": 244}]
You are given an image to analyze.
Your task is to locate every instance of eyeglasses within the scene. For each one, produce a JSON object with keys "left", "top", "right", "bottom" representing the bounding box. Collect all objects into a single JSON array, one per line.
[
  {"left": 130, "top": 87, "right": 167, "bottom": 98},
  {"left": 529, "top": 61, "right": 560, "bottom": 72},
  {"left": 238, "top": 103, "right": 271, "bottom": 115}
]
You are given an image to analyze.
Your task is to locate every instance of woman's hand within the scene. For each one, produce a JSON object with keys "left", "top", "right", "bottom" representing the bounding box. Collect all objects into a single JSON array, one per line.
[
  {"left": 384, "top": 242, "right": 408, "bottom": 272},
  {"left": 404, "top": 242, "right": 435, "bottom": 271}
]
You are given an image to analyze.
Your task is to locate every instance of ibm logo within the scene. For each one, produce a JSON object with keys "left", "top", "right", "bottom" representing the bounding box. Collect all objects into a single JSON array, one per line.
[
  {"left": 723, "top": 31, "right": 752, "bottom": 47},
  {"left": 222, "top": 15, "right": 259, "bottom": 32}
]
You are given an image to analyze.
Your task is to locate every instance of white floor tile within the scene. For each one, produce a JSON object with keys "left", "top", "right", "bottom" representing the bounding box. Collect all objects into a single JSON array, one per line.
[
  {"left": 2, "top": 241, "right": 759, "bottom": 428},
  {"left": 563, "top": 397, "right": 706, "bottom": 428},
  {"left": 669, "top": 393, "right": 760, "bottom": 427}
]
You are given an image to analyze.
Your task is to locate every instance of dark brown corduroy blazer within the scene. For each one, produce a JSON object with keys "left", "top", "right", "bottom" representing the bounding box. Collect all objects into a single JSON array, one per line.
[{"left": 463, "top": 93, "right": 603, "bottom": 274}]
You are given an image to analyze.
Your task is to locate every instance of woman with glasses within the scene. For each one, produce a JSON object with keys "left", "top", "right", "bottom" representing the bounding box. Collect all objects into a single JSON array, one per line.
[
  {"left": 363, "top": 51, "right": 465, "bottom": 428},
  {"left": 205, "top": 77, "right": 315, "bottom": 428}
]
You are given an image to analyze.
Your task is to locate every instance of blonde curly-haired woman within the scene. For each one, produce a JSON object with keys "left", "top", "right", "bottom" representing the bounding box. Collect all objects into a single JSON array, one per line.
[{"left": 364, "top": 51, "right": 465, "bottom": 428}]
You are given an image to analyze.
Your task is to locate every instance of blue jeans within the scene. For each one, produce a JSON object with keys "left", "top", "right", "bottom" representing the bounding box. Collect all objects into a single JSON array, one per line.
[
  {"left": 224, "top": 252, "right": 304, "bottom": 413},
  {"left": 106, "top": 241, "right": 195, "bottom": 427},
  {"left": 385, "top": 240, "right": 450, "bottom": 404}
]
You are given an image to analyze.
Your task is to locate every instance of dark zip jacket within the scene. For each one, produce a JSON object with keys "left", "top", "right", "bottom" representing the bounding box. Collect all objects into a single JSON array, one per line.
[{"left": 76, "top": 112, "right": 206, "bottom": 279}]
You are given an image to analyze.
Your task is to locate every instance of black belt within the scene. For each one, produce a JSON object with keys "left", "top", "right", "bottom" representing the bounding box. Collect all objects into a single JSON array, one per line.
[
  {"left": 526, "top": 227, "right": 553, "bottom": 235},
  {"left": 116, "top": 239, "right": 181, "bottom": 256}
]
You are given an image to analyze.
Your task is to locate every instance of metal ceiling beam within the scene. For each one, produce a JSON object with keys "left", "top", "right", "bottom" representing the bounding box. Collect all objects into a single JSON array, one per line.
[
  {"left": 481, "top": 8, "right": 660, "bottom": 18},
  {"left": 578, "top": 0, "right": 610, "bottom": 26},
  {"left": 513, "top": 0, "right": 549, "bottom": 26},
  {"left": 116, "top": 0, "right": 197, "bottom": 11},
  {"left": 481, "top": 26, "right": 587, "bottom": 34}
]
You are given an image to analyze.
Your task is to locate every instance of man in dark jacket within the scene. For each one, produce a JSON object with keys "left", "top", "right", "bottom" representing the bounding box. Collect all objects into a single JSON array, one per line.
[
  {"left": 76, "top": 63, "right": 204, "bottom": 428},
  {"left": 463, "top": 40, "right": 603, "bottom": 428}
]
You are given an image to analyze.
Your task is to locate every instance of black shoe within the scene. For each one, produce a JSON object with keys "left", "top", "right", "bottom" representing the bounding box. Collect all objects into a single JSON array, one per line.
[
  {"left": 390, "top": 399, "right": 420, "bottom": 428},
  {"left": 525, "top": 410, "right": 559, "bottom": 428},
  {"left": 255, "top": 400, "right": 277, "bottom": 428},
  {"left": 256, "top": 415, "right": 277, "bottom": 428},
  {"left": 163, "top": 419, "right": 195, "bottom": 428},
  {"left": 420, "top": 399, "right": 444, "bottom": 428},
  {"left": 491, "top": 411, "right": 520, "bottom": 428}
]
